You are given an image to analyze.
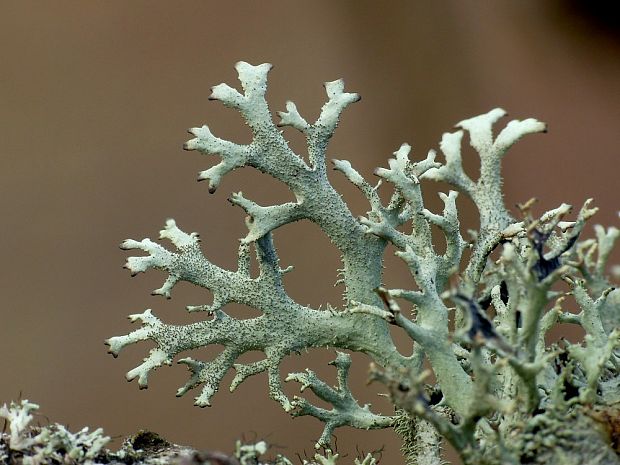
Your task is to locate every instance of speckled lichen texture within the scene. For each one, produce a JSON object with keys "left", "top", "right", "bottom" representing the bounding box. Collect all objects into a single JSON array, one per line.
[{"left": 107, "top": 62, "right": 620, "bottom": 465}]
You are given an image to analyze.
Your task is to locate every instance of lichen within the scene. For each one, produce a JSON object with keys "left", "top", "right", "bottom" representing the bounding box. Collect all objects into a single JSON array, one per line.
[
  {"left": 107, "top": 61, "right": 620, "bottom": 464},
  {"left": 0, "top": 400, "right": 308, "bottom": 465},
  {"left": 0, "top": 400, "right": 110, "bottom": 464}
]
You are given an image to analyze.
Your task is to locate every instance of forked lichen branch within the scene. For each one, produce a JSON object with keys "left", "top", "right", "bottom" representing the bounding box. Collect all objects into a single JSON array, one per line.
[{"left": 108, "top": 61, "right": 620, "bottom": 465}]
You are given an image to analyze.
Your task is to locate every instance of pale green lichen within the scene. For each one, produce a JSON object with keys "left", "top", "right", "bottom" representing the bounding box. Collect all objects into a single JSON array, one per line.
[
  {"left": 0, "top": 400, "right": 110, "bottom": 464},
  {"left": 0, "top": 400, "right": 318, "bottom": 464},
  {"left": 107, "top": 61, "right": 620, "bottom": 464}
]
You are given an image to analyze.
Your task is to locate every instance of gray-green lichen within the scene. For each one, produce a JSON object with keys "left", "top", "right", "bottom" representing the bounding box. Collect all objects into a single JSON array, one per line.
[
  {"left": 0, "top": 400, "right": 110, "bottom": 464},
  {"left": 0, "top": 400, "right": 349, "bottom": 465},
  {"left": 107, "top": 61, "right": 620, "bottom": 464}
]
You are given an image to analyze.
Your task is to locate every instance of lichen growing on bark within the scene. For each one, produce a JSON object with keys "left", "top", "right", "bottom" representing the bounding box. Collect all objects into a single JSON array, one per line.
[{"left": 107, "top": 61, "right": 620, "bottom": 464}]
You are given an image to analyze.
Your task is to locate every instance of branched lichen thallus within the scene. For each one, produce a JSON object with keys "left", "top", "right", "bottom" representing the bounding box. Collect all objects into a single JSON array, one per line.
[{"left": 107, "top": 61, "right": 620, "bottom": 465}]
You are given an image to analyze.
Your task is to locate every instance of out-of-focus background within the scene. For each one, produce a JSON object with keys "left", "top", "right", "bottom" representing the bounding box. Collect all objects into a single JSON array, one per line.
[{"left": 0, "top": 2, "right": 618, "bottom": 464}]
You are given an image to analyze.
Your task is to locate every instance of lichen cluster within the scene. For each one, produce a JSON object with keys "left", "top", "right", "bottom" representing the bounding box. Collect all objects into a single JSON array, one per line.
[
  {"left": 0, "top": 400, "right": 110, "bottom": 464},
  {"left": 0, "top": 400, "right": 374, "bottom": 465},
  {"left": 107, "top": 62, "right": 620, "bottom": 464}
]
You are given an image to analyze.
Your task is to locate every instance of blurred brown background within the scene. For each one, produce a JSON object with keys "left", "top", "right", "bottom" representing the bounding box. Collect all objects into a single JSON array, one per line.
[{"left": 0, "top": 2, "right": 618, "bottom": 464}]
